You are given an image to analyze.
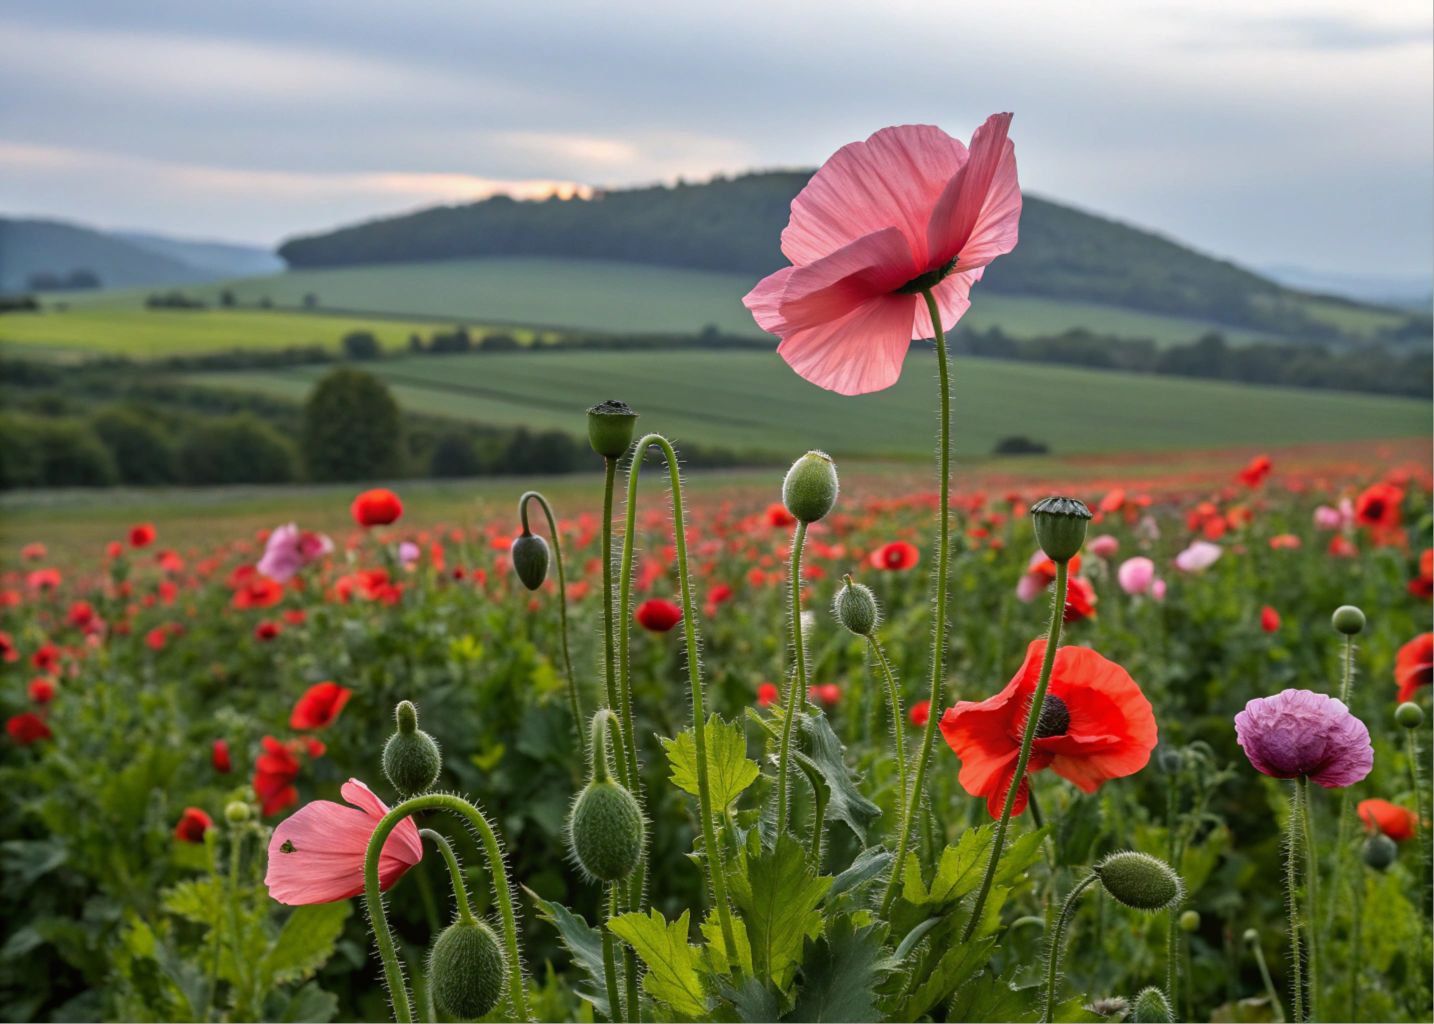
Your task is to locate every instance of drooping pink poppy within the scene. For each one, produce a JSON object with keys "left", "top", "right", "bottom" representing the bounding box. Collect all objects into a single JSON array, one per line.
[
  {"left": 265, "top": 778, "right": 423, "bottom": 904},
  {"left": 743, "top": 115, "right": 1022, "bottom": 395}
]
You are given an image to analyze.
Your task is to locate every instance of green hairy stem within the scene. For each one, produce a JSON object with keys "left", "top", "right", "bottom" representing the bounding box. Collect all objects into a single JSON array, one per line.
[
  {"left": 1286, "top": 783, "right": 1305, "bottom": 1024},
  {"left": 418, "top": 829, "right": 473, "bottom": 925},
  {"left": 1043, "top": 872, "right": 1098, "bottom": 1023},
  {"left": 518, "top": 491, "right": 584, "bottom": 757},
  {"left": 1298, "top": 777, "right": 1320, "bottom": 1022},
  {"left": 777, "top": 520, "right": 810, "bottom": 835}
]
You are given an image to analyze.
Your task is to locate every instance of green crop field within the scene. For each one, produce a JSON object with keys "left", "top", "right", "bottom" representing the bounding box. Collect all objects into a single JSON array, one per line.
[{"left": 185, "top": 348, "right": 1429, "bottom": 459}]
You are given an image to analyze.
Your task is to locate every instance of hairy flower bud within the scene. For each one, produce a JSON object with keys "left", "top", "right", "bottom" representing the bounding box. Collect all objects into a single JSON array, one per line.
[
  {"left": 1331, "top": 604, "right": 1365, "bottom": 635},
  {"left": 510, "top": 531, "right": 550, "bottom": 591},
  {"left": 1157, "top": 747, "right": 1182, "bottom": 775},
  {"left": 1131, "top": 986, "right": 1174, "bottom": 1024},
  {"left": 1363, "top": 831, "right": 1398, "bottom": 870},
  {"left": 568, "top": 780, "right": 644, "bottom": 882},
  {"left": 428, "top": 919, "right": 505, "bottom": 1020},
  {"left": 383, "top": 701, "right": 442, "bottom": 797},
  {"left": 224, "top": 801, "right": 251, "bottom": 824},
  {"left": 1396, "top": 702, "right": 1424, "bottom": 730},
  {"left": 1030, "top": 496, "right": 1092, "bottom": 564},
  {"left": 1179, "top": 909, "right": 1200, "bottom": 932},
  {"left": 833, "top": 577, "right": 879, "bottom": 636},
  {"left": 587, "top": 400, "right": 639, "bottom": 458},
  {"left": 783, "top": 450, "right": 839, "bottom": 524},
  {"left": 1093, "top": 851, "right": 1183, "bottom": 912}
]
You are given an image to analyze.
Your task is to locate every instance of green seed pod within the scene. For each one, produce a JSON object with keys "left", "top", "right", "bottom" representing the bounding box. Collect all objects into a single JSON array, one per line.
[
  {"left": 1030, "top": 496, "right": 1092, "bottom": 564},
  {"left": 382, "top": 701, "right": 442, "bottom": 797},
  {"left": 510, "top": 531, "right": 550, "bottom": 591},
  {"left": 783, "top": 450, "right": 839, "bottom": 523},
  {"left": 1396, "top": 702, "right": 1424, "bottom": 730},
  {"left": 1131, "top": 986, "right": 1173, "bottom": 1024},
  {"left": 586, "top": 400, "right": 639, "bottom": 458},
  {"left": 568, "top": 780, "right": 644, "bottom": 882},
  {"left": 427, "top": 919, "right": 505, "bottom": 1020},
  {"left": 224, "top": 801, "right": 251, "bottom": 824},
  {"left": 1331, "top": 604, "right": 1365, "bottom": 635},
  {"left": 1242, "top": 928, "right": 1260, "bottom": 945},
  {"left": 1093, "top": 851, "right": 1183, "bottom": 912},
  {"left": 1179, "top": 909, "right": 1200, "bottom": 933},
  {"left": 1363, "top": 832, "right": 1398, "bottom": 870},
  {"left": 833, "top": 577, "right": 879, "bottom": 637}
]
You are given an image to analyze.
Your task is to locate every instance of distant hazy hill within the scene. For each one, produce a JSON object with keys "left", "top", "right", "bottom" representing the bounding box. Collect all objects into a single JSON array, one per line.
[
  {"left": 278, "top": 171, "right": 1414, "bottom": 341},
  {"left": 113, "top": 231, "right": 285, "bottom": 279}
]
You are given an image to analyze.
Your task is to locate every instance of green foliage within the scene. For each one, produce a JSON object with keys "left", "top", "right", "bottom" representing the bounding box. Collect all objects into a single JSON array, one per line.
[
  {"left": 662, "top": 713, "right": 760, "bottom": 810},
  {"left": 790, "top": 915, "right": 897, "bottom": 1022},
  {"left": 0, "top": 412, "right": 116, "bottom": 487},
  {"left": 607, "top": 908, "right": 708, "bottom": 1017},
  {"left": 527, "top": 892, "right": 612, "bottom": 1017},
  {"left": 726, "top": 832, "right": 832, "bottom": 985},
  {"left": 299, "top": 367, "right": 401, "bottom": 482},
  {"left": 90, "top": 406, "right": 178, "bottom": 484},
  {"left": 177, "top": 413, "right": 296, "bottom": 484}
]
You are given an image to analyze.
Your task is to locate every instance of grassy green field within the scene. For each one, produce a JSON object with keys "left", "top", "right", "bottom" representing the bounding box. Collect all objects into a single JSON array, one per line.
[
  {"left": 185, "top": 348, "right": 1430, "bottom": 459},
  {"left": 29, "top": 256, "right": 1274, "bottom": 350}
]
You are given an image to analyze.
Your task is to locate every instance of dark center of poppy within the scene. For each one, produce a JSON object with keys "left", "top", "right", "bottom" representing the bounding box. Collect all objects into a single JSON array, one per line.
[
  {"left": 280, "top": 839, "right": 296, "bottom": 853},
  {"left": 1033, "top": 693, "right": 1070, "bottom": 739},
  {"left": 894, "top": 254, "right": 959, "bottom": 295},
  {"left": 1364, "top": 499, "right": 1385, "bottom": 518}
]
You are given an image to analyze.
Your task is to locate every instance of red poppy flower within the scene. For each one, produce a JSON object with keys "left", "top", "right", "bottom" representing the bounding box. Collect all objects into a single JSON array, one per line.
[
  {"left": 1269, "top": 534, "right": 1302, "bottom": 550},
  {"left": 1098, "top": 488, "right": 1126, "bottom": 514},
  {"left": 870, "top": 541, "right": 920, "bottom": 571},
  {"left": 66, "top": 601, "right": 96, "bottom": 629},
  {"left": 1396, "top": 633, "right": 1433, "bottom": 703},
  {"left": 157, "top": 550, "right": 185, "bottom": 573},
  {"left": 909, "top": 700, "right": 931, "bottom": 728},
  {"left": 1358, "top": 799, "right": 1418, "bottom": 843},
  {"left": 1260, "top": 606, "right": 1281, "bottom": 633},
  {"left": 254, "top": 620, "right": 282, "bottom": 642},
  {"left": 146, "top": 627, "right": 169, "bottom": 651},
  {"left": 1353, "top": 483, "right": 1403, "bottom": 531},
  {"left": 31, "top": 642, "right": 60, "bottom": 673},
  {"left": 213, "top": 738, "right": 232, "bottom": 773},
  {"left": 757, "top": 683, "right": 780, "bottom": 707},
  {"left": 28, "top": 678, "right": 56, "bottom": 705},
  {"left": 1062, "top": 577, "right": 1097, "bottom": 623},
  {"left": 232, "top": 575, "right": 284, "bottom": 610},
  {"left": 7, "top": 713, "right": 52, "bottom": 746},
  {"left": 939, "top": 639, "right": 1157, "bottom": 817},
  {"left": 1409, "top": 549, "right": 1433, "bottom": 601},
  {"left": 635, "top": 598, "right": 683, "bottom": 632},
  {"left": 808, "top": 683, "right": 841, "bottom": 705},
  {"left": 21, "top": 542, "right": 47, "bottom": 560},
  {"left": 105, "top": 541, "right": 123, "bottom": 559},
  {"left": 765, "top": 503, "right": 797, "bottom": 528},
  {"left": 707, "top": 583, "right": 734, "bottom": 605},
  {"left": 1237, "top": 455, "right": 1272, "bottom": 488},
  {"left": 174, "top": 807, "right": 214, "bottom": 843},
  {"left": 291, "top": 682, "right": 353, "bottom": 731},
  {"left": 282, "top": 609, "right": 308, "bottom": 626},
  {"left": 351, "top": 488, "right": 404, "bottom": 528},
  {"left": 0, "top": 632, "right": 17, "bottom": 663},
  {"left": 254, "top": 736, "right": 302, "bottom": 816},
  {"left": 129, "top": 523, "right": 157, "bottom": 548},
  {"left": 26, "top": 568, "right": 61, "bottom": 592},
  {"left": 1327, "top": 535, "right": 1357, "bottom": 558}
]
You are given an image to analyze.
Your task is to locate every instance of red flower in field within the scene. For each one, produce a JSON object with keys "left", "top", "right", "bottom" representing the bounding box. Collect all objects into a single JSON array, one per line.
[
  {"left": 707, "top": 583, "right": 734, "bottom": 606},
  {"left": 351, "top": 488, "right": 403, "bottom": 528},
  {"left": 1098, "top": 488, "right": 1126, "bottom": 514},
  {"left": 254, "top": 736, "right": 302, "bottom": 816},
  {"left": 254, "top": 620, "right": 282, "bottom": 642},
  {"left": 909, "top": 700, "right": 931, "bottom": 728},
  {"left": 1260, "top": 606, "right": 1281, "bottom": 633},
  {"left": 66, "top": 601, "right": 96, "bottom": 629},
  {"left": 871, "top": 541, "right": 920, "bottom": 571},
  {"left": 232, "top": 574, "right": 284, "bottom": 610},
  {"left": 939, "top": 639, "right": 1157, "bottom": 817},
  {"left": 1358, "top": 799, "right": 1418, "bottom": 842},
  {"left": 1237, "top": 455, "right": 1272, "bottom": 488},
  {"left": 174, "top": 807, "right": 214, "bottom": 843},
  {"left": 32, "top": 642, "right": 60, "bottom": 673},
  {"left": 28, "top": 678, "right": 56, "bottom": 705},
  {"left": 1327, "top": 535, "right": 1357, "bottom": 558},
  {"left": 1062, "top": 577, "right": 1097, "bottom": 623},
  {"left": 146, "top": 627, "right": 169, "bottom": 651},
  {"left": 213, "top": 739, "right": 232, "bottom": 773},
  {"left": 129, "top": 523, "right": 157, "bottom": 548},
  {"left": 757, "top": 682, "right": 780, "bottom": 707},
  {"left": 106, "top": 541, "right": 123, "bottom": 559},
  {"left": 1395, "top": 633, "right": 1433, "bottom": 703},
  {"left": 635, "top": 598, "right": 683, "bottom": 632},
  {"left": 0, "top": 632, "right": 17, "bottom": 663},
  {"left": 765, "top": 503, "right": 797, "bottom": 528},
  {"left": 7, "top": 713, "right": 52, "bottom": 746},
  {"left": 282, "top": 609, "right": 308, "bottom": 626},
  {"left": 26, "top": 568, "right": 61, "bottom": 592},
  {"left": 808, "top": 683, "right": 841, "bottom": 705},
  {"left": 1353, "top": 482, "right": 1403, "bottom": 531},
  {"left": 1269, "top": 534, "right": 1302, "bottom": 550},
  {"left": 157, "top": 550, "right": 185, "bottom": 574},
  {"left": 158, "top": 580, "right": 178, "bottom": 605},
  {"left": 743, "top": 114, "right": 1021, "bottom": 395},
  {"left": 1409, "top": 549, "right": 1433, "bottom": 601},
  {"left": 291, "top": 682, "right": 353, "bottom": 731},
  {"left": 21, "top": 543, "right": 46, "bottom": 560},
  {"left": 265, "top": 778, "right": 423, "bottom": 905}
]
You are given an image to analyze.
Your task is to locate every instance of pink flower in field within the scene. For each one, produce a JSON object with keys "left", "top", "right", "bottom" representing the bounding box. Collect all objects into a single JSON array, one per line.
[
  {"left": 1313, "top": 505, "right": 1344, "bottom": 530},
  {"left": 1234, "top": 689, "right": 1371, "bottom": 788},
  {"left": 257, "top": 524, "right": 334, "bottom": 583},
  {"left": 398, "top": 542, "right": 421, "bottom": 566},
  {"left": 743, "top": 115, "right": 1022, "bottom": 395},
  {"left": 1175, "top": 540, "right": 1222, "bottom": 573},
  {"left": 1117, "top": 557, "right": 1155, "bottom": 595},
  {"left": 1087, "top": 535, "right": 1119, "bottom": 560},
  {"left": 1015, "top": 572, "right": 1045, "bottom": 603},
  {"left": 1151, "top": 578, "right": 1167, "bottom": 601},
  {"left": 265, "top": 779, "right": 423, "bottom": 905}
]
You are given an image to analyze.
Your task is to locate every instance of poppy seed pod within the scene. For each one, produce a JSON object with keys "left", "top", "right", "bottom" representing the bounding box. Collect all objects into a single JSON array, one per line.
[
  {"left": 782, "top": 450, "right": 839, "bottom": 523},
  {"left": 383, "top": 701, "right": 442, "bottom": 797},
  {"left": 1131, "top": 986, "right": 1174, "bottom": 1024},
  {"left": 1030, "top": 496, "right": 1092, "bottom": 564},
  {"left": 1396, "top": 702, "right": 1424, "bottom": 730},
  {"left": 1331, "top": 604, "right": 1366, "bottom": 635},
  {"left": 1363, "top": 831, "right": 1398, "bottom": 870},
  {"left": 510, "top": 531, "right": 550, "bottom": 591},
  {"left": 224, "top": 801, "right": 251, "bottom": 824},
  {"left": 1092, "top": 851, "right": 1183, "bottom": 912},
  {"left": 586, "top": 400, "right": 639, "bottom": 458},
  {"left": 833, "top": 577, "right": 879, "bottom": 636},
  {"left": 427, "top": 919, "right": 505, "bottom": 1020}
]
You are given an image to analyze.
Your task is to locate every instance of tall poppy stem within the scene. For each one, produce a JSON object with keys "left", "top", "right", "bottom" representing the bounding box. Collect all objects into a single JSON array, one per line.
[
  {"left": 601, "top": 459, "right": 621, "bottom": 725},
  {"left": 1042, "top": 872, "right": 1097, "bottom": 1023},
  {"left": 1328, "top": 636, "right": 1356, "bottom": 934},
  {"left": 868, "top": 637, "right": 910, "bottom": 871},
  {"left": 881, "top": 287, "right": 953, "bottom": 918},
  {"left": 518, "top": 491, "right": 583, "bottom": 757},
  {"left": 963, "top": 561, "right": 1067, "bottom": 941},
  {"left": 1285, "top": 781, "right": 1305, "bottom": 1024},
  {"left": 1298, "top": 777, "right": 1320, "bottom": 1022},
  {"left": 777, "top": 520, "right": 810, "bottom": 835}
]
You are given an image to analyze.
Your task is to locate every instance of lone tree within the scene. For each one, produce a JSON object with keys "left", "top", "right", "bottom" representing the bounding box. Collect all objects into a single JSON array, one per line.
[{"left": 301, "top": 367, "right": 401, "bottom": 481}]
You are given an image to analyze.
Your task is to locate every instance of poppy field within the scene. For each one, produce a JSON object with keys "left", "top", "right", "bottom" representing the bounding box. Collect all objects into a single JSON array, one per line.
[{"left": 3, "top": 115, "right": 1432, "bottom": 1024}]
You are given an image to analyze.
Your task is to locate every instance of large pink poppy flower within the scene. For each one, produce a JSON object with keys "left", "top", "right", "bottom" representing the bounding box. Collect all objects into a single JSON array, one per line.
[
  {"left": 265, "top": 778, "right": 422, "bottom": 904},
  {"left": 743, "top": 114, "right": 1021, "bottom": 395}
]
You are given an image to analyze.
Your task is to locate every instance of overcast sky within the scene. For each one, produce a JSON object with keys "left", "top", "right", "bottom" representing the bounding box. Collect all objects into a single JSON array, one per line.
[{"left": 2, "top": 0, "right": 1429, "bottom": 276}]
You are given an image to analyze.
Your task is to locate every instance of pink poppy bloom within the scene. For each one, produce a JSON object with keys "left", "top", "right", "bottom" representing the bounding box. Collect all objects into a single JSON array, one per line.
[
  {"left": 1151, "top": 578, "right": 1167, "bottom": 601},
  {"left": 265, "top": 778, "right": 423, "bottom": 905},
  {"left": 743, "top": 115, "right": 1022, "bottom": 395},
  {"left": 1117, "top": 557, "right": 1155, "bottom": 595},
  {"left": 398, "top": 542, "right": 421, "bottom": 566},
  {"left": 1086, "top": 535, "right": 1119, "bottom": 560},
  {"left": 1312, "top": 505, "right": 1345, "bottom": 530},
  {"left": 257, "top": 524, "right": 334, "bottom": 583},
  {"left": 1234, "top": 690, "right": 1372, "bottom": 788},
  {"left": 1174, "top": 540, "right": 1223, "bottom": 572},
  {"left": 1015, "top": 572, "right": 1045, "bottom": 603}
]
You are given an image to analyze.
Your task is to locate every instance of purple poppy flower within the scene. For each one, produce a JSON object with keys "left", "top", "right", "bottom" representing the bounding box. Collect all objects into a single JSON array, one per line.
[{"left": 1234, "top": 689, "right": 1372, "bottom": 788}]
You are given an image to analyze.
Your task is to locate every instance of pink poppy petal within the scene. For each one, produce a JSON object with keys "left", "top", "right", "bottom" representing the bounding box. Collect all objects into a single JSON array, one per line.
[
  {"left": 778, "top": 293, "right": 918, "bottom": 395},
  {"left": 776, "top": 227, "right": 917, "bottom": 335},
  {"left": 342, "top": 779, "right": 424, "bottom": 865},
  {"left": 742, "top": 265, "right": 797, "bottom": 335},
  {"left": 910, "top": 269, "right": 981, "bottom": 340},
  {"left": 782, "top": 125, "right": 968, "bottom": 269},
  {"left": 926, "top": 113, "right": 1019, "bottom": 270}
]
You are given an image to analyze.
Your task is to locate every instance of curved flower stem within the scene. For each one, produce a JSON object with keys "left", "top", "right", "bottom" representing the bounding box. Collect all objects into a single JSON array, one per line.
[
  {"left": 881, "top": 287, "right": 955, "bottom": 919},
  {"left": 1298, "top": 777, "right": 1320, "bottom": 1022},
  {"left": 1286, "top": 782, "right": 1305, "bottom": 1024},
  {"left": 364, "top": 794, "right": 529, "bottom": 1023},
  {"left": 963, "top": 561, "right": 1067, "bottom": 941},
  {"left": 868, "top": 636, "right": 910, "bottom": 851},
  {"left": 1042, "top": 872, "right": 1097, "bottom": 1023},
  {"left": 777, "top": 520, "right": 810, "bottom": 835},
  {"left": 418, "top": 829, "right": 473, "bottom": 924},
  {"left": 1249, "top": 931, "right": 1287, "bottom": 1024},
  {"left": 519, "top": 491, "right": 584, "bottom": 757}
]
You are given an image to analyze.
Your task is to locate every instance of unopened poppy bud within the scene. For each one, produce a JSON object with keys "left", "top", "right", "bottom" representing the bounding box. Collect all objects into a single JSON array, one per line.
[
  {"left": 782, "top": 450, "right": 839, "bottom": 523},
  {"left": 1157, "top": 747, "right": 1182, "bottom": 775},
  {"left": 586, "top": 400, "right": 639, "bottom": 458},
  {"left": 1093, "top": 851, "right": 1183, "bottom": 912},
  {"left": 1131, "top": 986, "right": 1173, "bottom": 1024},
  {"left": 567, "top": 711, "right": 645, "bottom": 882},
  {"left": 833, "top": 576, "right": 878, "bottom": 636},
  {"left": 510, "top": 531, "right": 550, "bottom": 591},
  {"left": 1242, "top": 928, "right": 1260, "bottom": 945},
  {"left": 383, "top": 701, "right": 442, "bottom": 796},
  {"left": 1179, "top": 909, "right": 1200, "bottom": 932},
  {"left": 1363, "top": 831, "right": 1397, "bottom": 870},
  {"left": 1396, "top": 702, "right": 1424, "bottom": 730},
  {"left": 428, "top": 919, "right": 506, "bottom": 1020},
  {"left": 224, "top": 801, "right": 251, "bottom": 824},
  {"left": 1331, "top": 604, "right": 1365, "bottom": 635},
  {"left": 1030, "top": 496, "right": 1092, "bottom": 563}
]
